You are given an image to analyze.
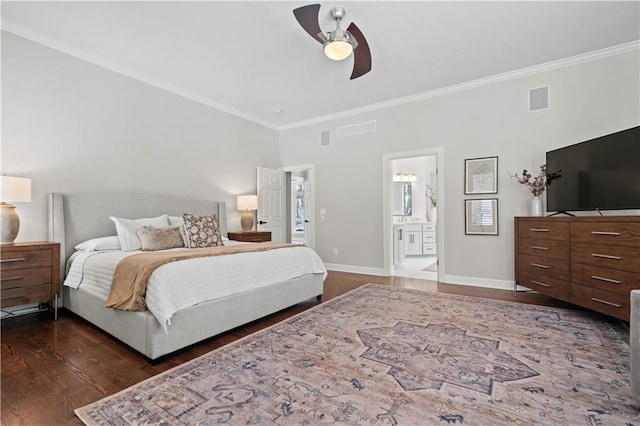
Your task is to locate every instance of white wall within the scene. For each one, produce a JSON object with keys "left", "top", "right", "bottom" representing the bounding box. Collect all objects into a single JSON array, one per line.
[
  {"left": 279, "top": 50, "right": 640, "bottom": 287},
  {"left": 1, "top": 32, "right": 279, "bottom": 242}
]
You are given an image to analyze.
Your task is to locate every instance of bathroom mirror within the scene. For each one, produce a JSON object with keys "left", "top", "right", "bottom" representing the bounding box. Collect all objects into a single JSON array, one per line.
[{"left": 392, "top": 182, "right": 412, "bottom": 216}]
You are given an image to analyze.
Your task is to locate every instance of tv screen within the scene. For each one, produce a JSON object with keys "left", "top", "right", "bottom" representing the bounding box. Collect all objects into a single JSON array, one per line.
[{"left": 545, "top": 126, "right": 640, "bottom": 213}]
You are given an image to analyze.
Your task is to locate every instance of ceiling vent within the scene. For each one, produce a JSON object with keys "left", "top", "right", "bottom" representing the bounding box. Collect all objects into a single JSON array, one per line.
[{"left": 336, "top": 120, "right": 377, "bottom": 138}]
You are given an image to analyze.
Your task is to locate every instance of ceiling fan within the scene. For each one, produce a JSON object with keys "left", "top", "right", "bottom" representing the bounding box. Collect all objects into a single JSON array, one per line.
[{"left": 293, "top": 4, "right": 372, "bottom": 80}]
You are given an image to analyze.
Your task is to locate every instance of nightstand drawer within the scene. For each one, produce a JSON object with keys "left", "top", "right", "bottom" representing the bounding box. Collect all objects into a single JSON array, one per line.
[
  {"left": 227, "top": 231, "right": 272, "bottom": 243},
  {"left": 0, "top": 249, "right": 52, "bottom": 271},
  {"left": 1, "top": 267, "right": 52, "bottom": 289},
  {"left": 1, "top": 284, "right": 51, "bottom": 308}
]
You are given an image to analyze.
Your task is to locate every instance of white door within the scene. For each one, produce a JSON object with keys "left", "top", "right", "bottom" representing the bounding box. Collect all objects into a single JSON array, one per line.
[{"left": 257, "top": 167, "right": 285, "bottom": 242}]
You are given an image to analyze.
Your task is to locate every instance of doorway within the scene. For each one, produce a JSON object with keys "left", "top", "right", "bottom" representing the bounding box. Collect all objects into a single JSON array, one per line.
[
  {"left": 282, "top": 164, "right": 316, "bottom": 250},
  {"left": 382, "top": 148, "right": 444, "bottom": 280}
]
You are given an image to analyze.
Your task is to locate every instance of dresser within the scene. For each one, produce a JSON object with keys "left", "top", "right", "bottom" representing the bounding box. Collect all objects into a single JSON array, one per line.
[
  {"left": 514, "top": 216, "right": 640, "bottom": 321},
  {"left": 0, "top": 241, "right": 61, "bottom": 319},
  {"left": 227, "top": 231, "right": 272, "bottom": 243}
]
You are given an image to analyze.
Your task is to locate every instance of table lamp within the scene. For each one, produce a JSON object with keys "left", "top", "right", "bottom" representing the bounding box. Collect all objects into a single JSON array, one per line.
[
  {"left": 1, "top": 176, "right": 32, "bottom": 244},
  {"left": 237, "top": 195, "right": 258, "bottom": 232}
]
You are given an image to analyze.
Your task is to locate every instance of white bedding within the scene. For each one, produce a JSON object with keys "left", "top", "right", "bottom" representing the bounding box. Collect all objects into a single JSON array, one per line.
[{"left": 64, "top": 241, "right": 327, "bottom": 331}]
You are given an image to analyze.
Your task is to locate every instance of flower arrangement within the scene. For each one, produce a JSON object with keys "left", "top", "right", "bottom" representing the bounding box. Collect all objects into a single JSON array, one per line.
[
  {"left": 425, "top": 185, "right": 437, "bottom": 207},
  {"left": 511, "top": 164, "right": 561, "bottom": 197}
]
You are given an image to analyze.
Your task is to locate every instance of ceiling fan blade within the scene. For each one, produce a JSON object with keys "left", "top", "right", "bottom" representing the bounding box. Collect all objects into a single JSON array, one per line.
[
  {"left": 347, "top": 22, "right": 372, "bottom": 79},
  {"left": 293, "top": 4, "right": 325, "bottom": 44}
]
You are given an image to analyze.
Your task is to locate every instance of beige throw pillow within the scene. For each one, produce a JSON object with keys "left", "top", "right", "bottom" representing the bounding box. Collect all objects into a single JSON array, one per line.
[{"left": 137, "top": 226, "right": 185, "bottom": 251}]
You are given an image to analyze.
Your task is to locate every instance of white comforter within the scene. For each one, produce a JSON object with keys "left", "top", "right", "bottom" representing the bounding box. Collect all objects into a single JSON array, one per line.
[{"left": 64, "top": 241, "right": 327, "bottom": 331}]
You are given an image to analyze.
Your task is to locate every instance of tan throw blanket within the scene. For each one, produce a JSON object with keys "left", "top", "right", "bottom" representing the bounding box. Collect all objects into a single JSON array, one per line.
[{"left": 106, "top": 242, "right": 296, "bottom": 311}]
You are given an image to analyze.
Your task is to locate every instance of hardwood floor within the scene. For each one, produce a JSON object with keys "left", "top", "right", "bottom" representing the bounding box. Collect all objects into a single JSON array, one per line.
[{"left": 1, "top": 271, "right": 580, "bottom": 425}]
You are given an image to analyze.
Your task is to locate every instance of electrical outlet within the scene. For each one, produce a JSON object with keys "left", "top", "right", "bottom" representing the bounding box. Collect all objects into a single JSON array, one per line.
[{"left": 333, "top": 248, "right": 338, "bottom": 255}]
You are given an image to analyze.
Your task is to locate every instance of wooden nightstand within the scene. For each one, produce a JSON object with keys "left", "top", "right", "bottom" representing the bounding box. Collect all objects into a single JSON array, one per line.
[
  {"left": 0, "top": 241, "right": 61, "bottom": 320},
  {"left": 227, "top": 231, "right": 272, "bottom": 243}
]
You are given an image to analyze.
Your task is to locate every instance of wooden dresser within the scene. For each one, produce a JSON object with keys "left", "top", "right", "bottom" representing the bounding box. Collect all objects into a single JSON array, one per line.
[
  {"left": 0, "top": 241, "right": 61, "bottom": 319},
  {"left": 515, "top": 216, "right": 640, "bottom": 321}
]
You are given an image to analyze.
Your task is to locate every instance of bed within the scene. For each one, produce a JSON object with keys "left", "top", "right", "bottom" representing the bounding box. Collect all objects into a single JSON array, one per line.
[{"left": 48, "top": 193, "right": 326, "bottom": 361}]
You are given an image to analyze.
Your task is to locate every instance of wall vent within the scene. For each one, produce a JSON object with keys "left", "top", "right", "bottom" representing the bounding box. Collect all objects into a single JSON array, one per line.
[
  {"left": 320, "top": 130, "right": 331, "bottom": 146},
  {"left": 336, "top": 120, "right": 377, "bottom": 138},
  {"left": 529, "top": 86, "right": 549, "bottom": 111}
]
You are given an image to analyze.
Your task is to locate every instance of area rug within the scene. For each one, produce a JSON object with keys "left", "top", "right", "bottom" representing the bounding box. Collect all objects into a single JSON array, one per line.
[{"left": 76, "top": 284, "right": 638, "bottom": 425}]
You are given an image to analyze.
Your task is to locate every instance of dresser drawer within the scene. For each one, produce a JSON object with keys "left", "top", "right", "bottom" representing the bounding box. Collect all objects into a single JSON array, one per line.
[
  {"left": 0, "top": 249, "right": 52, "bottom": 271},
  {"left": 571, "top": 242, "right": 640, "bottom": 273},
  {"left": 571, "top": 284, "right": 629, "bottom": 321},
  {"left": 423, "top": 224, "right": 436, "bottom": 232},
  {"left": 518, "top": 254, "right": 570, "bottom": 281},
  {"left": 517, "top": 220, "right": 569, "bottom": 240},
  {"left": 519, "top": 271, "right": 571, "bottom": 301},
  {"left": 571, "top": 222, "right": 640, "bottom": 247},
  {"left": 0, "top": 267, "right": 52, "bottom": 290},
  {"left": 518, "top": 237, "right": 569, "bottom": 260},
  {"left": 571, "top": 263, "right": 639, "bottom": 295}
]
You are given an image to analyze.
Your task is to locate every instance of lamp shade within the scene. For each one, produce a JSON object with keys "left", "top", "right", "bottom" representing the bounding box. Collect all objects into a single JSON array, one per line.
[
  {"left": 1, "top": 176, "right": 31, "bottom": 203},
  {"left": 237, "top": 195, "right": 258, "bottom": 211}
]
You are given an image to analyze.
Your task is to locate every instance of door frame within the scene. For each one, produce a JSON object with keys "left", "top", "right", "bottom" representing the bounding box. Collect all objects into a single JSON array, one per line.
[
  {"left": 281, "top": 164, "right": 316, "bottom": 250},
  {"left": 382, "top": 148, "right": 444, "bottom": 277}
]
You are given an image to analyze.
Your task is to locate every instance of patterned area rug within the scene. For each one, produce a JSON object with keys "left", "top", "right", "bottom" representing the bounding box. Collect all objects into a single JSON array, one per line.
[{"left": 76, "top": 284, "right": 637, "bottom": 425}]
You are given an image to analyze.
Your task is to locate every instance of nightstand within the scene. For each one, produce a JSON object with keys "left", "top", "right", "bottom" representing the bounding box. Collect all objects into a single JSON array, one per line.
[
  {"left": 0, "top": 241, "right": 61, "bottom": 320},
  {"left": 227, "top": 231, "right": 272, "bottom": 243}
]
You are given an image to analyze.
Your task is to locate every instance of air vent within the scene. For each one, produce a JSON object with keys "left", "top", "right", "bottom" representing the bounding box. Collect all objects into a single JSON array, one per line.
[
  {"left": 336, "top": 120, "right": 377, "bottom": 138},
  {"left": 529, "top": 86, "right": 549, "bottom": 111},
  {"left": 320, "top": 130, "right": 331, "bottom": 146}
]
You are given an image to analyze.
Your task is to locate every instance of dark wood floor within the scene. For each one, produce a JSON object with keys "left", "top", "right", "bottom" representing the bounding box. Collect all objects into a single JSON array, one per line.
[{"left": 1, "top": 271, "right": 578, "bottom": 425}]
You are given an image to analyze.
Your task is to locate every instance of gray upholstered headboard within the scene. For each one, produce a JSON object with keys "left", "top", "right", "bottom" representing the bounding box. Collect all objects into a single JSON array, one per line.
[{"left": 48, "top": 193, "right": 227, "bottom": 279}]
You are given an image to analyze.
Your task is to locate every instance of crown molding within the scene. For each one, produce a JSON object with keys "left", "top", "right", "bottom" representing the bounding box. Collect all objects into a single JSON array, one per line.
[
  {"left": 278, "top": 40, "right": 640, "bottom": 131},
  {"left": 1, "top": 22, "right": 280, "bottom": 131},
  {"left": 3, "top": 19, "right": 637, "bottom": 133}
]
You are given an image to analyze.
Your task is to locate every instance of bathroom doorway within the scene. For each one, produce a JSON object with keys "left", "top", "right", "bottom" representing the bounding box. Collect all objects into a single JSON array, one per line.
[{"left": 382, "top": 148, "right": 444, "bottom": 280}]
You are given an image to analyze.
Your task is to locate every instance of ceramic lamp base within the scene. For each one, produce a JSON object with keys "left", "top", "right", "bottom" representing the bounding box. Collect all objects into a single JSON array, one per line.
[
  {"left": 240, "top": 210, "right": 254, "bottom": 232},
  {"left": 1, "top": 203, "right": 20, "bottom": 244}
]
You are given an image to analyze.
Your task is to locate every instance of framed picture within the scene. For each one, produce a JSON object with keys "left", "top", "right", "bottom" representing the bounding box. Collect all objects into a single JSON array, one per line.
[
  {"left": 465, "top": 156, "right": 498, "bottom": 194},
  {"left": 465, "top": 198, "right": 498, "bottom": 235}
]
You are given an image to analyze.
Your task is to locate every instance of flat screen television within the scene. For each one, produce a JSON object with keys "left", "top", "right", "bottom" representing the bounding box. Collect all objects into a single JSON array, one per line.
[{"left": 545, "top": 126, "right": 640, "bottom": 213}]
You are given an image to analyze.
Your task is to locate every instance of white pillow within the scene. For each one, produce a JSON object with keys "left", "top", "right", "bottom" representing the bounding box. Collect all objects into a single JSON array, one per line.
[
  {"left": 109, "top": 214, "right": 170, "bottom": 251},
  {"left": 168, "top": 216, "right": 184, "bottom": 227},
  {"left": 74, "top": 236, "right": 121, "bottom": 252}
]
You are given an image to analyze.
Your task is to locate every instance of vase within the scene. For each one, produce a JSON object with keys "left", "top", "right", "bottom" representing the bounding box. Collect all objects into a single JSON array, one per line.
[
  {"left": 430, "top": 207, "right": 437, "bottom": 223},
  {"left": 530, "top": 196, "right": 543, "bottom": 216}
]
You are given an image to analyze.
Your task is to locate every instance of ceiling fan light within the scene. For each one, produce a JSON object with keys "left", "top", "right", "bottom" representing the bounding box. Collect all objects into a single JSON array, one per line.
[{"left": 324, "top": 40, "right": 353, "bottom": 61}]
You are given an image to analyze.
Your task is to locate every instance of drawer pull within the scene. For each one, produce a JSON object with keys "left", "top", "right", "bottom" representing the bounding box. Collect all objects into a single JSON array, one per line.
[
  {"left": 530, "top": 263, "right": 550, "bottom": 269},
  {"left": 530, "top": 280, "right": 550, "bottom": 287},
  {"left": 591, "top": 298, "right": 621, "bottom": 308},
  {"left": 591, "top": 275, "right": 621, "bottom": 284},
  {"left": 0, "top": 276, "right": 24, "bottom": 282},
  {"left": 591, "top": 253, "right": 622, "bottom": 260},
  {"left": 591, "top": 231, "right": 620, "bottom": 236},
  {"left": 530, "top": 246, "right": 549, "bottom": 250},
  {"left": 530, "top": 228, "right": 550, "bottom": 232},
  {"left": 0, "top": 258, "right": 26, "bottom": 263}
]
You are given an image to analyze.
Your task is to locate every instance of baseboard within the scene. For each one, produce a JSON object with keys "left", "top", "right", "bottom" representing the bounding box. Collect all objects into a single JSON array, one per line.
[
  {"left": 324, "top": 264, "right": 517, "bottom": 291},
  {"left": 324, "top": 263, "right": 385, "bottom": 276}
]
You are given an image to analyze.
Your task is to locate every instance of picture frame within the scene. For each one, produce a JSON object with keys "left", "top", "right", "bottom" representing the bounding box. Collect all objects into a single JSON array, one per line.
[
  {"left": 465, "top": 156, "right": 498, "bottom": 194},
  {"left": 465, "top": 198, "right": 498, "bottom": 235}
]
